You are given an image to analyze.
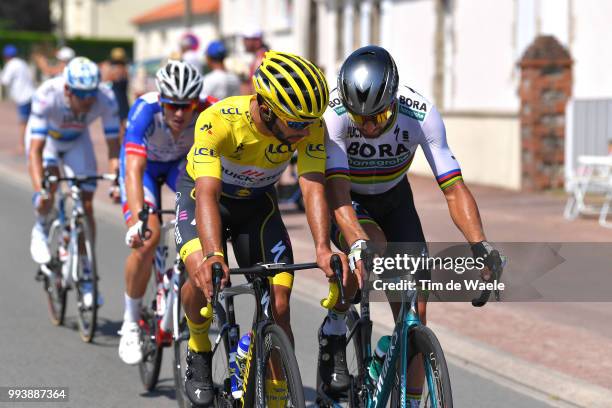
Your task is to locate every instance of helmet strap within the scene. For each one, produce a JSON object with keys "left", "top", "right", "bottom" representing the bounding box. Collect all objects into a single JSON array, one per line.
[{"left": 257, "top": 95, "right": 277, "bottom": 132}]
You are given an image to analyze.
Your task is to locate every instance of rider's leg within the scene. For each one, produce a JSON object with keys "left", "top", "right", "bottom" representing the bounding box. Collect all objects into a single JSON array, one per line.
[{"left": 174, "top": 173, "right": 215, "bottom": 406}]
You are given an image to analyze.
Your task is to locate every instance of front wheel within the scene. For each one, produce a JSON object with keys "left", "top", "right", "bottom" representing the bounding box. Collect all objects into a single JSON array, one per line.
[
  {"left": 394, "top": 325, "right": 453, "bottom": 408},
  {"left": 44, "top": 221, "right": 67, "bottom": 326},
  {"left": 74, "top": 219, "right": 98, "bottom": 343},
  {"left": 138, "top": 271, "right": 164, "bottom": 391},
  {"left": 252, "top": 324, "right": 305, "bottom": 408}
]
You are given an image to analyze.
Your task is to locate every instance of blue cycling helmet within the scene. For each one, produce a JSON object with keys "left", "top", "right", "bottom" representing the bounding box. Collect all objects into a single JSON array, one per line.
[
  {"left": 3, "top": 44, "right": 18, "bottom": 58},
  {"left": 206, "top": 40, "right": 227, "bottom": 60},
  {"left": 63, "top": 57, "right": 100, "bottom": 91}
]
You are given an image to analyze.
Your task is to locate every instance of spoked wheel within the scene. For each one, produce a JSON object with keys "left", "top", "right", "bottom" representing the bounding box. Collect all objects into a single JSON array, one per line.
[
  {"left": 138, "top": 290, "right": 164, "bottom": 391},
  {"left": 249, "top": 324, "right": 305, "bottom": 408},
  {"left": 74, "top": 219, "right": 98, "bottom": 343},
  {"left": 391, "top": 325, "right": 453, "bottom": 408},
  {"left": 44, "top": 221, "right": 67, "bottom": 326}
]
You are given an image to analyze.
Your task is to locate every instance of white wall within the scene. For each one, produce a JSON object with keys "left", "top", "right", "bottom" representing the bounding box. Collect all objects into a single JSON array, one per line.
[
  {"left": 134, "top": 16, "right": 219, "bottom": 62},
  {"left": 570, "top": 1, "right": 612, "bottom": 98},
  {"left": 411, "top": 113, "right": 521, "bottom": 190},
  {"left": 58, "top": 0, "right": 168, "bottom": 39},
  {"left": 448, "top": 0, "right": 518, "bottom": 112}
]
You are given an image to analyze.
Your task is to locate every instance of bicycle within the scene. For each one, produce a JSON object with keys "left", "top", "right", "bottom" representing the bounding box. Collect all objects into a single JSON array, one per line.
[
  {"left": 173, "top": 256, "right": 343, "bottom": 408},
  {"left": 133, "top": 203, "right": 181, "bottom": 391},
  {"left": 317, "top": 249, "right": 505, "bottom": 407},
  {"left": 36, "top": 172, "right": 116, "bottom": 343}
]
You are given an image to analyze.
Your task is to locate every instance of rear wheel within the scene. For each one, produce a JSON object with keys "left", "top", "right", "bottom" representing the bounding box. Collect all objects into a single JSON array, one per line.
[
  {"left": 74, "top": 219, "right": 98, "bottom": 343},
  {"left": 44, "top": 221, "right": 67, "bottom": 326}
]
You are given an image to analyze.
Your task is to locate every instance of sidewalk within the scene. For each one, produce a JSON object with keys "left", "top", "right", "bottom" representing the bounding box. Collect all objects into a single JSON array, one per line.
[{"left": 2, "top": 101, "right": 611, "bottom": 406}]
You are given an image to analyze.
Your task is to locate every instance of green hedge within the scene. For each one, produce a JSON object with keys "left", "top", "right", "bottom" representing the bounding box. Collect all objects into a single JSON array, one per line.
[{"left": 0, "top": 30, "right": 133, "bottom": 65}]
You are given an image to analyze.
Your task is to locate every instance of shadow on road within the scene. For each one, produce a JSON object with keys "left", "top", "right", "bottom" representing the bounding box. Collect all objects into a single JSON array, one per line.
[{"left": 139, "top": 378, "right": 177, "bottom": 401}]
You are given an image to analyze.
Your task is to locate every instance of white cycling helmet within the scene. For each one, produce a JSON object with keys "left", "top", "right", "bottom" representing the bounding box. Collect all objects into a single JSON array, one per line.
[
  {"left": 63, "top": 57, "right": 100, "bottom": 91},
  {"left": 155, "top": 60, "right": 203, "bottom": 101}
]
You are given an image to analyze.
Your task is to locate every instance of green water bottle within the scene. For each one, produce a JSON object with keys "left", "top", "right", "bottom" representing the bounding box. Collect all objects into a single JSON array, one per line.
[{"left": 368, "top": 335, "right": 391, "bottom": 382}]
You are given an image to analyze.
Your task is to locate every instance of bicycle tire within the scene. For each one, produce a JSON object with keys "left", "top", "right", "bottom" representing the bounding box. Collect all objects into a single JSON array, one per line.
[
  {"left": 395, "top": 325, "right": 453, "bottom": 408},
  {"left": 44, "top": 221, "right": 67, "bottom": 326},
  {"left": 75, "top": 218, "right": 98, "bottom": 343},
  {"left": 138, "top": 272, "right": 164, "bottom": 391},
  {"left": 345, "top": 307, "right": 366, "bottom": 408},
  {"left": 256, "top": 324, "right": 305, "bottom": 408}
]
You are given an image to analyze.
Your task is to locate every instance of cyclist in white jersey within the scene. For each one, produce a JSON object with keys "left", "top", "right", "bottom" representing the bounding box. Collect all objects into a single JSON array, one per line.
[
  {"left": 118, "top": 61, "right": 215, "bottom": 365},
  {"left": 27, "top": 57, "right": 120, "bottom": 306},
  {"left": 319, "top": 46, "right": 503, "bottom": 405}
]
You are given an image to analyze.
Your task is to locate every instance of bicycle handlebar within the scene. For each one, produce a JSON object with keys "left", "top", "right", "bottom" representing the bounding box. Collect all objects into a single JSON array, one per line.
[
  {"left": 199, "top": 255, "right": 343, "bottom": 318},
  {"left": 137, "top": 203, "right": 175, "bottom": 242},
  {"left": 320, "top": 254, "right": 344, "bottom": 309},
  {"left": 471, "top": 253, "right": 507, "bottom": 307}
]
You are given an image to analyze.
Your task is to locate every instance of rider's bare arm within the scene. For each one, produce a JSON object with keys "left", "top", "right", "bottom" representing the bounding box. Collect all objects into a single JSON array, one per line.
[
  {"left": 442, "top": 180, "right": 486, "bottom": 244},
  {"left": 125, "top": 154, "right": 146, "bottom": 227},
  {"left": 327, "top": 176, "right": 369, "bottom": 249},
  {"left": 195, "top": 176, "right": 224, "bottom": 255},
  {"left": 28, "top": 138, "right": 46, "bottom": 192}
]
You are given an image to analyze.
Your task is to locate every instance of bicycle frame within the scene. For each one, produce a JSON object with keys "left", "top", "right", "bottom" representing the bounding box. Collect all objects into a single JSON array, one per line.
[
  {"left": 211, "top": 274, "right": 278, "bottom": 407},
  {"left": 349, "top": 281, "right": 436, "bottom": 408}
]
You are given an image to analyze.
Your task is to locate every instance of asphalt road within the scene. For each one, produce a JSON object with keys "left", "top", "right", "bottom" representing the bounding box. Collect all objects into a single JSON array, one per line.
[{"left": 0, "top": 177, "right": 554, "bottom": 408}]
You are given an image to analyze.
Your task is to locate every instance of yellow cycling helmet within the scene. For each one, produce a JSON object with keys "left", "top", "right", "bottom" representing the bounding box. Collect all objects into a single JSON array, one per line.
[{"left": 253, "top": 50, "right": 329, "bottom": 121}]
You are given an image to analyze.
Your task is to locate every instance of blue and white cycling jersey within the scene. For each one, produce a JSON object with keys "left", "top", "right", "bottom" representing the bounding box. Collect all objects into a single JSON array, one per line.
[
  {"left": 26, "top": 76, "right": 120, "bottom": 144},
  {"left": 119, "top": 92, "right": 200, "bottom": 222},
  {"left": 122, "top": 92, "right": 196, "bottom": 162}
]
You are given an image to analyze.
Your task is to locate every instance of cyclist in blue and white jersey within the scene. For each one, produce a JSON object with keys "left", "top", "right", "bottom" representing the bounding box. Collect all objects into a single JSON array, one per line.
[
  {"left": 118, "top": 61, "right": 216, "bottom": 365},
  {"left": 318, "top": 46, "right": 503, "bottom": 405},
  {"left": 27, "top": 57, "right": 120, "bottom": 308}
]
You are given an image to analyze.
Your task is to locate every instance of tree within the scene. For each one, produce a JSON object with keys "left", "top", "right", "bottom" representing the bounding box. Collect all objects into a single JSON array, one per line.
[{"left": 0, "top": 0, "right": 52, "bottom": 32}]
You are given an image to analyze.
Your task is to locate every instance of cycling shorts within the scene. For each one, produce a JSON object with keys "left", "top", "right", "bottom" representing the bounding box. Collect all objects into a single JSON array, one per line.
[
  {"left": 331, "top": 176, "right": 431, "bottom": 282},
  {"left": 175, "top": 173, "right": 294, "bottom": 289},
  {"left": 119, "top": 152, "right": 184, "bottom": 223},
  {"left": 42, "top": 132, "right": 97, "bottom": 192}
]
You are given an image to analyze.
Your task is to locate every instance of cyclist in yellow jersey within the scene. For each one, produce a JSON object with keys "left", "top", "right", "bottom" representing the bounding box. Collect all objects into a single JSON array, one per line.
[{"left": 175, "top": 50, "right": 351, "bottom": 406}]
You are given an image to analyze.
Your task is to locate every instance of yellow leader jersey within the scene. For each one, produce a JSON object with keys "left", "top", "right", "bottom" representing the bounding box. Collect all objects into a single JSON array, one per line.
[{"left": 186, "top": 95, "right": 326, "bottom": 198}]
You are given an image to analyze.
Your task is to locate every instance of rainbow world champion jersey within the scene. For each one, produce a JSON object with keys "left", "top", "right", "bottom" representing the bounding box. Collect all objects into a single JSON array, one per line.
[
  {"left": 324, "top": 85, "right": 462, "bottom": 195},
  {"left": 186, "top": 95, "right": 326, "bottom": 198}
]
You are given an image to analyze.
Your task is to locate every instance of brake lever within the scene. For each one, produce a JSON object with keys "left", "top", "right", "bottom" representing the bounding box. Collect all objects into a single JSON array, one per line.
[
  {"left": 137, "top": 203, "right": 152, "bottom": 241},
  {"left": 330, "top": 254, "right": 345, "bottom": 305}
]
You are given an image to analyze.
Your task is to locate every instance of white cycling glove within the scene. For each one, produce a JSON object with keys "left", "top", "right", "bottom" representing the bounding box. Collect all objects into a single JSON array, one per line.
[
  {"left": 348, "top": 239, "right": 368, "bottom": 272},
  {"left": 125, "top": 220, "right": 143, "bottom": 247}
]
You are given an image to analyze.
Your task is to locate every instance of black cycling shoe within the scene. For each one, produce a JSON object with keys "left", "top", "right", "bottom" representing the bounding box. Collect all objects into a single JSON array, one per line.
[
  {"left": 185, "top": 348, "right": 214, "bottom": 407},
  {"left": 317, "top": 319, "right": 351, "bottom": 397}
]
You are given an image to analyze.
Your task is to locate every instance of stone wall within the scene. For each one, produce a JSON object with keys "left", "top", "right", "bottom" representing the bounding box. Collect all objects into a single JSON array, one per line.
[{"left": 519, "top": 35, "right": 573, "bottom": 190}]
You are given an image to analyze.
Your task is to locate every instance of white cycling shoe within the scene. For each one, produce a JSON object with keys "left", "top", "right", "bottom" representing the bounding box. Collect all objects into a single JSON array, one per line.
[
  {"left": 118, "top": 321, "right": 143, "bottom": 365},
  {"left": 30, "top": 223, "right": 51, "bottom": 264},
  {"left": 81, "top": 282, "right": 104, "bottom": 309}
]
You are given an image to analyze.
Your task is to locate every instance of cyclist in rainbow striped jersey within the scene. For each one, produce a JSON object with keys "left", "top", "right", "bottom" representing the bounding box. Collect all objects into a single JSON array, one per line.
[{"left": 319, "top": 46, "right": 503, "bottom": 406}]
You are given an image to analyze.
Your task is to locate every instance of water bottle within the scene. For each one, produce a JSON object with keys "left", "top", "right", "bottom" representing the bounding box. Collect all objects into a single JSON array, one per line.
[
  {"left": 230, "top": 333, "right": 251, "bottom": 398},
  {"left": 368, "top": 335, "right": 391, "bottom": 382}
]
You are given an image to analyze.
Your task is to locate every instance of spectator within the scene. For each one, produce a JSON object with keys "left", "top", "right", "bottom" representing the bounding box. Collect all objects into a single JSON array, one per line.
[
  {"left": 106, "top": 47, "right": 130, "bottom": 142},
  {"left": 240, "top": 27, "right": 269, "bottom": 94},
  {"left": 33, "top": 46, "right": 75, "bottom": 79},
  {"left": 180, "top": 33, "right": 203, "bottom": 74},
  {"left": 1, "top": 44, "right": 35, "bottom": 153},
  {"left": 201, "top": 40, "right": 240, "bottom": 100}
]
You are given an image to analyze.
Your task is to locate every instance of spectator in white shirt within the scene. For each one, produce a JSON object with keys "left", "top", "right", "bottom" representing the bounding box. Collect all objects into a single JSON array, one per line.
[
  {"left": 1, "top": 44, "right": 35, "bottom": 153},
  {"left": 201, "top": 41, "right": 240, "bottom": 101}
]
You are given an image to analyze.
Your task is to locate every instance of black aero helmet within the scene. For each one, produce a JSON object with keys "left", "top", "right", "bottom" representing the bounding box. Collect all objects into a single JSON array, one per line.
[{"left": 338, "top": 46, "right": 399, "bottom": 116}]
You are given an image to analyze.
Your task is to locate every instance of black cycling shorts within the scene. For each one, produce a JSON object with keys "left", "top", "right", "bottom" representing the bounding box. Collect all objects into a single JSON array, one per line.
[
  {"left": 331, "top": 176, "right": 431, "bottom": 282},
  {"left": 175, "top": 173, "right": 295, "bottom": 288}
]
